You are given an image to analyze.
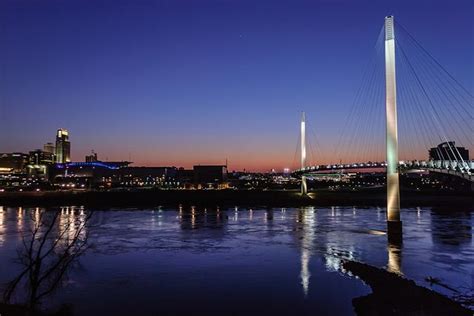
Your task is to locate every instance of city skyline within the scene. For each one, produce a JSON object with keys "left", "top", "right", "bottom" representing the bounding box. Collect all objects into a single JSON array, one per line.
[{"left": 0, "top": 0, "right": 472, "bottom": 171}]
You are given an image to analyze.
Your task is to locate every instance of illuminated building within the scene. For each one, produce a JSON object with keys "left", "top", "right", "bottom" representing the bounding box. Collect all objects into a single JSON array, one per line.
[
  {"left": 27, "top": 150, "right": 55, "bottom": 178},
  {"left": 55, "top": 129, "right": 71, "bottom": 163},
  {"left": 429, "top": 141, "right": 469, "bottom": 161},
  {"left": 0, "top": 153, "right": 29, "bottom": 174},
  {"left": 29, "top": 149, "right": 54, "bottom": 165},
  {"left": 85, "top": 151, "right": 98, "bottom": 162}
]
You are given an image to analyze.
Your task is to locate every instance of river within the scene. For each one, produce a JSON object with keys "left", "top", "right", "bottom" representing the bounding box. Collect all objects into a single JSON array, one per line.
[{"left": 0, "top": 206, "right": 472, "bottom": 315}]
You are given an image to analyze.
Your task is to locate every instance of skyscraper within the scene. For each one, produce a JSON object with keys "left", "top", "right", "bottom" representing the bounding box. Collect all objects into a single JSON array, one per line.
[
  {"left": 43, "top": 142, "right": 55, "bottom": 155},
  {"left": 55, "top": 129, "right": 71, "bottom": 163}
]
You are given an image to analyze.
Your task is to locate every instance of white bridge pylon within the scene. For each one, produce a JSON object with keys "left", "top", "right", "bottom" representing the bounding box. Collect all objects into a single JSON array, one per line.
[
  {"left": 384, "top": 15, "right": 402, "bottom": 241},
  {"left": 301, "top": 112, "right": 307, "bottom": 195}
]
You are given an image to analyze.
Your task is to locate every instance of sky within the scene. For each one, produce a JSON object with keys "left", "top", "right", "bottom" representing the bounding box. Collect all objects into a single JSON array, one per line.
[{"left": 0, "top": 0, "right": 472, "bottom": 171}]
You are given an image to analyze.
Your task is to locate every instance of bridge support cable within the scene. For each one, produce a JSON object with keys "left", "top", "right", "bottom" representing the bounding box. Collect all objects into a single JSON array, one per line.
[
  {"left": 396, "top": 46, "right": 457, "bottom": 167},
  {"left": 397, "top": 43, "right": 454, "bottom": 167},
  {"left": 396, "top": 24, "right": 473, "bottom": 149},
  {"left": 332, "top": 26, "right": 385, "bottom": 164},
  {"left": 361, "top": 54, "right": 385, "bottom": 162},
  {"left": 340, "top": 34, "right": 385, "bottom": 163},
  {"left": 398, "top": 32, "right": 473, "bottom": 148},
  {"left": 396, "top": 40, "right": 469, "bottom": 171},
  {"left": 408, "top": 41, "right": 474, "bottom": 143},
  {"left": 291, "top": 115, "right": 302, "bottom": 171},
  {"left": 307, "top": 127, "right": 324, "bottom": 166},
  {"left": 396, "top": 21, "right": 474, "bottom": 104},
  {"left": 397, "top": 42, "right": 446, "bottom": 162},
  {"left": 395, "top": 21, "right": 473, "bottom": 173}
]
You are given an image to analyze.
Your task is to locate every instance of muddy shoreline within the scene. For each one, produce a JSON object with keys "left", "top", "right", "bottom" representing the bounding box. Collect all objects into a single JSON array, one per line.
[{"left": 342, "top": 260, "right": 472, "bottom": 315}]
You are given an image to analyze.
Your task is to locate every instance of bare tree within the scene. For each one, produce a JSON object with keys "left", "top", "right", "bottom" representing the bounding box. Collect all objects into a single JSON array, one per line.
[{"left": 3, "top": 208, "right": 93, "bottom": 309}]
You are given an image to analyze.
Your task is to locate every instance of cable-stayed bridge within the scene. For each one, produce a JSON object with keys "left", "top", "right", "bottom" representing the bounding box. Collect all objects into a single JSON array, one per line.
[
  {"left": 293, "top": 160, "right": 474, "bottom": 182},
  {"left": 291, "top": 16, "right": 473, "bottom": 242}
]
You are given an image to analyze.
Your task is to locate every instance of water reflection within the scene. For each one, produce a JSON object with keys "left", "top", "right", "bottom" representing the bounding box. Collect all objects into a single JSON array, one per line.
[
  {"left": 296, "top": 207, "right": 316, "bottom": 297},
  {"left": 178, "top": 207, "right": 227, "bottom": 231},
  {"left": 387, "top": 243, "right": 402, "bottom": 275},
  {"left": 0, "top": 206, "right": 471, "bottom": 315},
  {"left": 0, "top": 206, "right": 4, "bottom": 245},
  {"left": 17, "top": 207, "right": 24, "bottom": 232},
  {"left": 430, "top": 209, "right": 472, "bottom": 246},
  {"left": 3, "top": 207, "right": 93, "bottom": 308}
]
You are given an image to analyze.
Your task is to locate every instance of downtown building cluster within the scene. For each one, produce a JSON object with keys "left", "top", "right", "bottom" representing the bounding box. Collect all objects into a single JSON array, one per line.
[
  {"left": 0, "top": 129, "right": 234, "bottom": 191},
  {"left": 0, "top": 129, "right": 70, "bottom": 178}
]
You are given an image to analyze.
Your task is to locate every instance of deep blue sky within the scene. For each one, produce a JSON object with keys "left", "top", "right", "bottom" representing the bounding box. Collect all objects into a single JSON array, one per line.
[{"left": 0, "top": 0, "right": 472, "bottom": 170}]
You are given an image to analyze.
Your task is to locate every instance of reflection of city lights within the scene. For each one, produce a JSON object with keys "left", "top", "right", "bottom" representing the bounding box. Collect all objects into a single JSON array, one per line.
[
  {"left": 249, "top": 209, "right": 253, "bottom": 221},
  {"left": 178, "top": 206, "right": 183, "bottom": 220},
  {"left": 34, "top": 208, "right": 41, "bottom": 223},
  {"left": 17, "top": 207, "right": 24, "bottom": 231},
  {"left": 324, "top": 246, "right": 355, "bottom": 272}
]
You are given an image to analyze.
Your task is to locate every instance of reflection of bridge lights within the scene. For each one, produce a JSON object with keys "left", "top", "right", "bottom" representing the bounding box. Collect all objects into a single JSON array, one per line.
[
  {"left": 417, "top": 207, "right": 421, "bottom": 219},
  {"left": 299, "top": 208, "right": 316, "bottom": 297},
  {"left": 249, "top": 209, "right": 253, "bottom": 221},
  {"left": 387, "top": 244, "right": 402, "bottom": 275},
  {"left": 191, "top": 207, "right": 196, "bottom": 228},
  {"left": 0, "top": 206, "right": 4, "bottom": 245}
]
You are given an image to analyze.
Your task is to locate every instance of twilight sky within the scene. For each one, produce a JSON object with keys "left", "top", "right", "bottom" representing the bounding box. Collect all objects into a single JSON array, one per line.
[{"left": 0, "top": 0, "right": 472, "bottom": 171}]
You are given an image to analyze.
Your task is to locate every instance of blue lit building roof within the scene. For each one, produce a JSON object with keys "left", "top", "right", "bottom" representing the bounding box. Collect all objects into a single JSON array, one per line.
[{"left": 55, "top": 161, "right": 130, "bottom": 170}]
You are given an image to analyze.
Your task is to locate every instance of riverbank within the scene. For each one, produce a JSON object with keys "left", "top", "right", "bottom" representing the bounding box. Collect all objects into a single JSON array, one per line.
[
  {"left": 0, "top": 188, "right": 472, "bottom": 209},
  {"left": 342, "top": 260, "right": 472, "bottom": 315}
]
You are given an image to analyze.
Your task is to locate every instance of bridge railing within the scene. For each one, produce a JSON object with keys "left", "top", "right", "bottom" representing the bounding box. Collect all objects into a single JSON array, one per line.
[{"left": 294, "top": 160, "right": 473, "bottom": 175}]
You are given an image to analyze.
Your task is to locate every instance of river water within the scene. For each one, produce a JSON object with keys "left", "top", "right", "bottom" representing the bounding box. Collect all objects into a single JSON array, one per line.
[{"left": 0, "top": 206, "right": 472, "bottom": 315}]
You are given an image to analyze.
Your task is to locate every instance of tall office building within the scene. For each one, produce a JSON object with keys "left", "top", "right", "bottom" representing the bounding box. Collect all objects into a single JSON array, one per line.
[
  {"left": 85, "top": 151, "right": 98, "bottom": 163},
  {"left": 43, "top": 142, "right": 55, "bottom": 155},
  {"left": 55, "top": 129, "right": 71, "bottom": 163}
]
